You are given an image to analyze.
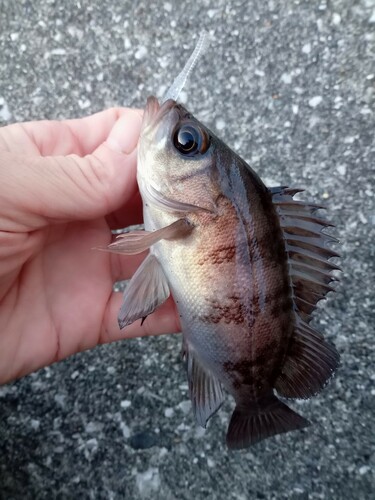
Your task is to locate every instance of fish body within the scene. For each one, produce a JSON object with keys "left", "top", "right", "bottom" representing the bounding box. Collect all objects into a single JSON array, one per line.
[
  {"left": 112, "top": 97, "right": 339, "bottom": 449},
  {"left": 141, "top": 103, "right": 292, "bottom": 395}
]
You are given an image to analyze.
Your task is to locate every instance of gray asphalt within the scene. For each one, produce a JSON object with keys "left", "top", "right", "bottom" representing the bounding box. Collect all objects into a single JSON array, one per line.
[{"left": 1, "top": 0, "right": 374, "bottom": 499}]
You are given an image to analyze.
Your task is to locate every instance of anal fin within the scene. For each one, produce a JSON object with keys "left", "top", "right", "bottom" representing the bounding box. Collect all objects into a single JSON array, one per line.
[
  {"left": 183, "top": 341, "right": 224, "bottom": 428},
  {"left": 275, "top": 320, "right": 339, "bottom": 399},
  {"left": 118, "top": 254, "right": 170, "bottom": 329}
]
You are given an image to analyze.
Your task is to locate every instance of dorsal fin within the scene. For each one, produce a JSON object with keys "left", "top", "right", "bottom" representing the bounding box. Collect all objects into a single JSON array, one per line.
[
  {"left": 271, "top": 186, "right": 339, "bottom": 323},
  {"left": 271, "top": 187, "right": 340, "bottom": 399}
]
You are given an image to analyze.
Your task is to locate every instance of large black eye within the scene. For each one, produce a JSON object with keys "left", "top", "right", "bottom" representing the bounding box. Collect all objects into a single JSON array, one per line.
[{"left": 173, "top": 123, "right": 209, "bottom": 156}]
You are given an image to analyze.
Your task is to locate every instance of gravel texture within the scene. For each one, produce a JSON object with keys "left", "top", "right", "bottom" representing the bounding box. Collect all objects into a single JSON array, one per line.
[{"left": 0, "top": 0, "right": 374, "bottom": 499}]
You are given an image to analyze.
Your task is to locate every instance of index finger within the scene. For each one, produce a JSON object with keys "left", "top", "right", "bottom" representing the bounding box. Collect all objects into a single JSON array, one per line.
[
  {"left": 65, "top": 107, "right": 143, "bottom": 156},
  {"left": 1, "top": 107, "right": 143, "bottom": 156}
]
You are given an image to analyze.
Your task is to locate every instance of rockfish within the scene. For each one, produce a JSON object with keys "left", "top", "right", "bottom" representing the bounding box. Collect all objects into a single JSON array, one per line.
[{"left": 109, "top": 37, "right": 340, "bottom": 449}]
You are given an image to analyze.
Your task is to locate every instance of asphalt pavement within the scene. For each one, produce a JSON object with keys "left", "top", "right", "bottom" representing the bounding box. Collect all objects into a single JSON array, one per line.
[{"left": 0, "top": 0, "right": 374, "bottom": 499}]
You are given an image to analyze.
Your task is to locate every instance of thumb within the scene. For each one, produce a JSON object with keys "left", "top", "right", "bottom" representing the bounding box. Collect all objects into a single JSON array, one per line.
[{"left": 1, "top": 110, "right": 142, "bottom": 226}]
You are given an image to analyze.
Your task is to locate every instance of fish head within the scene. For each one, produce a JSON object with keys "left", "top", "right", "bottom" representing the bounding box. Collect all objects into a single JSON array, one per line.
[{"left": 137, "top": 96, "right": 219, "bottom": 214}]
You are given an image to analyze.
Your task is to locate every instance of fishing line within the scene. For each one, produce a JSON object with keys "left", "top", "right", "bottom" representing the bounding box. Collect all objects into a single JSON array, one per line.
[{"left": 163, "top": 31, "right": 208, "bottom": 103}]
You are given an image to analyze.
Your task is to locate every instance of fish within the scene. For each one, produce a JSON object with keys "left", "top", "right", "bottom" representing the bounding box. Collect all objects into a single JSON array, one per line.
[{"left": 108, "top": 36, "right": 340, "bottom": 449}]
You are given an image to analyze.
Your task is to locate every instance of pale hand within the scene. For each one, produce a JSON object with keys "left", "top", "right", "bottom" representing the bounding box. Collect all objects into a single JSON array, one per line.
[{"left": 0, "top": 108, "right": 179, "bottom": 384}]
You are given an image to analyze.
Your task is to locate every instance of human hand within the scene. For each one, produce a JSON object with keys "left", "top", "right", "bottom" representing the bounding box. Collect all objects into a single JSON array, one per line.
[{"left": 0, "top": 108, "right": 179, "bottom": 384}]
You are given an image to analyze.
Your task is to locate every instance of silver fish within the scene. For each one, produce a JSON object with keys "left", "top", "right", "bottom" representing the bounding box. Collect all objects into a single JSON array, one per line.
[{"left": 109, "top": 38, "right": 340, "bottom": 449}]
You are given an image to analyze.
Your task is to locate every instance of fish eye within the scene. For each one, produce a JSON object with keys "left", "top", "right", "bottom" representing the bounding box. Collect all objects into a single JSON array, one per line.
[{"left": 173, "top": 123, "right": 210, "bottom": 156}]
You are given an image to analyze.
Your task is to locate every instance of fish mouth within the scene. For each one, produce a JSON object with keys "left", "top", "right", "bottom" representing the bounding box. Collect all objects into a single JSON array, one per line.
[
  {"left": 142, "top": 97, "right": 175, "bottom": 135},
  {"left": 141, "top": 96, "right": 190, "bottom": 137}
]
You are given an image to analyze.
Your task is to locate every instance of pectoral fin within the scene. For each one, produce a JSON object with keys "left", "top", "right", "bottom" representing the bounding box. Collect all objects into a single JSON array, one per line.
[
  {"left": 182, "top": 340, "right": 224, "bottom": 428},
  {"left": 118, "top": 254, "right": 170, "bottom": 329},
  {"left": 107, "top": 219, "right": 193, "bottom": 255}
]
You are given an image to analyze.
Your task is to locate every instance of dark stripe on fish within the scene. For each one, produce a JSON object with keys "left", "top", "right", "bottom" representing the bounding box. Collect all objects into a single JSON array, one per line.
[
  {"left": 199, "top": 279, "right": 291, "bottom": 326},
  {"left": 223, "top": 339, "right": 281, "bottom": 389},
  {"left": 197, "top": 244, "right": 237, "bottom": 266}
]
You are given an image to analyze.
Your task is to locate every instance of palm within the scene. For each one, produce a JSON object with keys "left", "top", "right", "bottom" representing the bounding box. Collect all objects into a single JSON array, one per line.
[
  {"left": 0, "top": 217, "right": 113, "bottom": 381},
  {"left": 0, "top": 109, "right": 178, "bottom": 384}
]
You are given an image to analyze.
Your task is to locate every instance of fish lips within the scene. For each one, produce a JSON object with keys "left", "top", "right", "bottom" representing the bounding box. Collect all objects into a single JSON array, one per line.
[{"left": 142, "top": 96, "right": 191, "bottom": 144}]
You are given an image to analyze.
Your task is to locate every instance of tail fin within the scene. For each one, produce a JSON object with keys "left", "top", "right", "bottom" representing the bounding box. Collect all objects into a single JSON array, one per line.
[{"left": 226, "top": 395, "right": 310, "bottom": 449}]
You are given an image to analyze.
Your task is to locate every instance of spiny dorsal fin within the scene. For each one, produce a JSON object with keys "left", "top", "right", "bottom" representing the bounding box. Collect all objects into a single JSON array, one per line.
[
  {"left": 271, "top": 187, "right": 340, "bottom": 399},
  {"left": 271, "top": 186, "right": 339, "bottom": 323}
]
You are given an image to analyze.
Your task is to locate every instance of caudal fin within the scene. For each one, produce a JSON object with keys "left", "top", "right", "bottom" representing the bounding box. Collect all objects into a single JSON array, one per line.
[{"left": 226, "top": 395, "right": 310, "bottom": 449}]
